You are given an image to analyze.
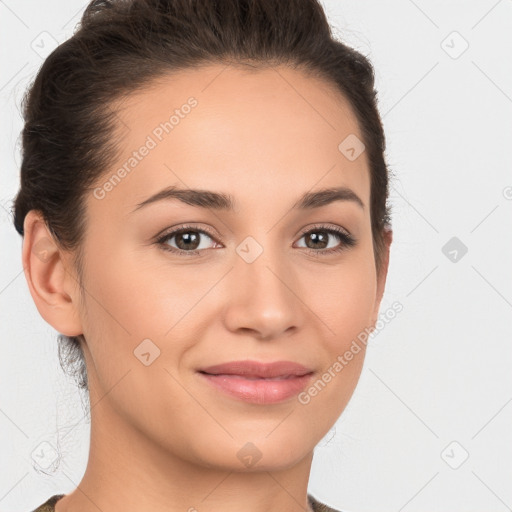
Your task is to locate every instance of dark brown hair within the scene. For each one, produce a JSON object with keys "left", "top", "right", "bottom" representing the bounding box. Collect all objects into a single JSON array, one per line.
[{"left": 12, "top": 0, "right": 393, "bottom": 393}]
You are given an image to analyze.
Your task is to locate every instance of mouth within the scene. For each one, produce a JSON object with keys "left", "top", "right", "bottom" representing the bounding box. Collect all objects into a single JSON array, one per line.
[
  {"left": 197, "top": 368, "right": 314, "bottom": 404},
  {"left": 198, "top": 371, "right": 311, "bottom": 380},
  {"left": 197, "top": 360, "right": 314, "bottom": 379}
]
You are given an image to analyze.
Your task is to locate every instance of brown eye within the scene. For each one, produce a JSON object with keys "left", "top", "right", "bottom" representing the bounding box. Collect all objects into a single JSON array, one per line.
[
  {"left": 172, "top": 230, "right": 202, "bottom": 251},
  {"left": 295, "top": 225, "right": 357, "bottom": 255},
  {"left": 157, "top": 225, "right": 219, "bottom": 255},
  {"left": 156, "top": 223, "right": 356, "bottom": 257},
  {"left": 303, "top": 231, "right": 330, "bottom": 249}
]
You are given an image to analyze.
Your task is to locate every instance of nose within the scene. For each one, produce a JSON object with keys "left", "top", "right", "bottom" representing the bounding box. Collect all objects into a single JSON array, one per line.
[{"left": 222, "top": 245, "right": 304, "bottom": 340}]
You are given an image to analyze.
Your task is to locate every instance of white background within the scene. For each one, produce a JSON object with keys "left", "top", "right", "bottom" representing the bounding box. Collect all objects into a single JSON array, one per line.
[{"left": 1, "top": 1, "right": 511, "bottom": 511}]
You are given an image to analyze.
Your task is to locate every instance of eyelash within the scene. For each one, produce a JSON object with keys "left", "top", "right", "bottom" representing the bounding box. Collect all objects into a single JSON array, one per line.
[{"left": 155, "top": 223, "right": 357, "bottom": 258}]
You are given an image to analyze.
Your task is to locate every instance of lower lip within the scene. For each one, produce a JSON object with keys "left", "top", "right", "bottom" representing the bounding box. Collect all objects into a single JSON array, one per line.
[{"left": 198, "top": 372, "right": 314, "bottom": 404}]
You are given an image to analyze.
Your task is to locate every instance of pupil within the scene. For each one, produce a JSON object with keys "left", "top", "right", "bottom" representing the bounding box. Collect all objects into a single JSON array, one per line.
[
  {"left": 177, "top": 231, "right": 199, "bottom": 250},
  {"left": 308, "top": 232, "right": 327, "bottom": 249}
]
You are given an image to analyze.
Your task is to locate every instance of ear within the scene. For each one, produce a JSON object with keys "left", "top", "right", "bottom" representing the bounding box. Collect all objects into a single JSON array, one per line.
[
  {"left": 370, "top": 227, "right": 393, "bottom": 328},
  {"left": 22, "top": 210, "right": 84, "bottom": 337}
]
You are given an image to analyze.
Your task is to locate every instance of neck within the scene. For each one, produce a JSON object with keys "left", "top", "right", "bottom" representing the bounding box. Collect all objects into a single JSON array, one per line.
[{"left": 55, "top": 393, "right": 315, "bottom": 512}]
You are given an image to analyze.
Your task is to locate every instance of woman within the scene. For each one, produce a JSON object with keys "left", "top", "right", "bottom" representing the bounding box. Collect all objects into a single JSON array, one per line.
[{"left": 14, "top": 0, "right": 393, "bottom": 510}]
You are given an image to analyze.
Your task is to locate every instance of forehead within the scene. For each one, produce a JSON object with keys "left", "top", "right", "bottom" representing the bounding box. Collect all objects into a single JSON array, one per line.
[{"left": 92, "top": 64, "right": 370, "bottom": 217}]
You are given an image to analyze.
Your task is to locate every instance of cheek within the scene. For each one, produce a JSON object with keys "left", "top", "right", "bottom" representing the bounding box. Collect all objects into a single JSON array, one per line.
[
  {"left": 77, "top": 243, "right": 191, "bottom": 422},
  {"left": 300, "top": 255, "right": 376, "bottom": 407},
  {"left": 81, "top": 238, "right": 179, "bottom": 338},
  {"left": 298, "top": 266, "right": 375, "bottom": 424},
  {"left": 78, "top": 236, "right": 215, "bottom": 398},
  {"left": 308, "top": 256, "right": 377, "bottom": 346}
]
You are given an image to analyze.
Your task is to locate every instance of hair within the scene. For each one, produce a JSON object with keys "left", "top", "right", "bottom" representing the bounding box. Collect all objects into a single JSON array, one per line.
[{"left": 12, "top": 0, "right": 393, "bottom": 395}]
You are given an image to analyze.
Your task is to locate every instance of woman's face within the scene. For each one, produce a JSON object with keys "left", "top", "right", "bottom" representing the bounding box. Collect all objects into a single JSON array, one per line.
[{"left": 61, "top": 65, "right": 390, "bottom": 470}]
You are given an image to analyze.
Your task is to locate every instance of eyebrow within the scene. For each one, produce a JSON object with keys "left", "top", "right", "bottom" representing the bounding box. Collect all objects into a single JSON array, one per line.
[{"left": 131, "top": 185, "right": 365, "bottom": 213}]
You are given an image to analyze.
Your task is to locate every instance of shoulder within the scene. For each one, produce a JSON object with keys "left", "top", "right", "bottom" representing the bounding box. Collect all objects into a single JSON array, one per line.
[
  {"left": 31, "top": 494, "right": 65, "bottom": 512},
  {"left": 308, "top": 493, "right": 344, "bottom": 512}
]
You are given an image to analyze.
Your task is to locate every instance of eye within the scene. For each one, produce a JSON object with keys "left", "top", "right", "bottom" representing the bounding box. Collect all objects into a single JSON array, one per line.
[
  {"left": 156, "top": 224, "right": 219, "bottom": 255},
  {"left": 155, "top": 223, "right": 357, "bottom": 257},
  {"left": 295, "top": 224, "right": 357, "bottom": 256}
]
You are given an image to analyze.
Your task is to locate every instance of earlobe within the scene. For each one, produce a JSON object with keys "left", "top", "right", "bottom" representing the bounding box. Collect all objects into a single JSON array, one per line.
[{"left": 22, "top": 210, "right": 83, "bottom": 337}]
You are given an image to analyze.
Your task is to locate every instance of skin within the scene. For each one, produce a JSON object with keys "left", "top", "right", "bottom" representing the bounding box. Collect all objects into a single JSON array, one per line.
[{"left": 23, "top": 64, "right": 392, "bottom": 512}]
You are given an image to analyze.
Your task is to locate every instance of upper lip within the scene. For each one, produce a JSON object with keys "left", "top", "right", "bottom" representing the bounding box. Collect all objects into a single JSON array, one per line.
[{"left": 198, "top": 360, "right": 314, "bottom": 379}]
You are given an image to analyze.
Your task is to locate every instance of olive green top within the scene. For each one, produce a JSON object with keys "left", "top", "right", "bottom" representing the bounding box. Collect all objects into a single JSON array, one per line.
[{"left": 32, "top": 493, "right": 342, "bottom": 512}]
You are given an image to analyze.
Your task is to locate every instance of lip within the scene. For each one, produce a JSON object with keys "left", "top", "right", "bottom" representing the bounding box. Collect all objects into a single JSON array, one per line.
[
  {"left": 197, "top": 360, "right": 314, "bottom": 404},
  {"left": 199, "top": 360, "right": 313, "bottom": 378}
]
